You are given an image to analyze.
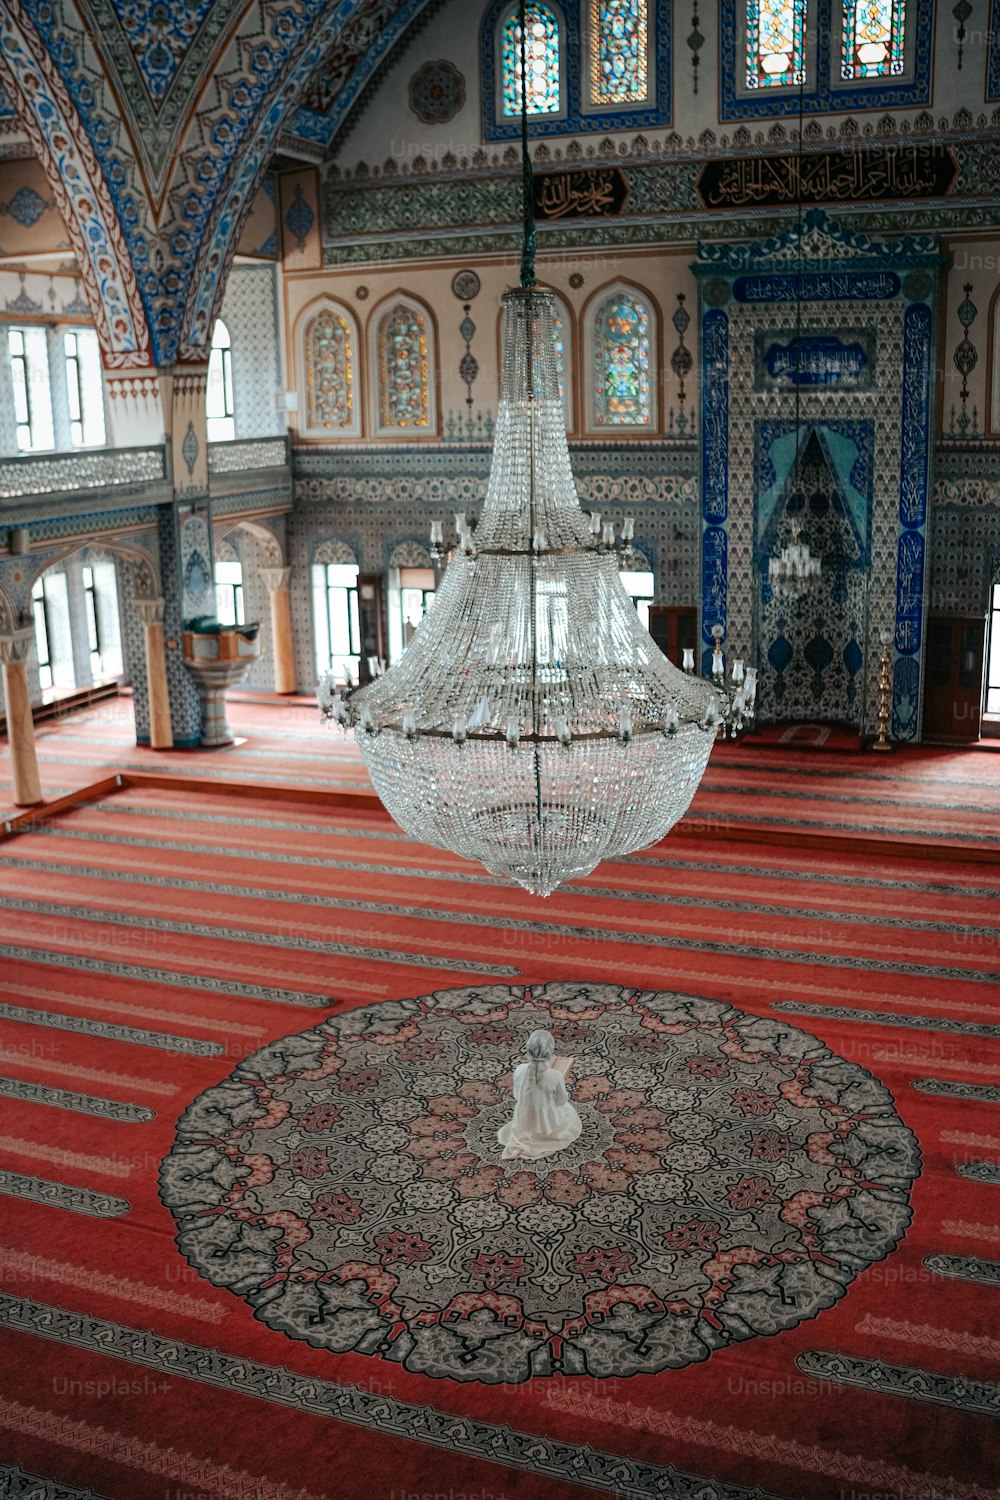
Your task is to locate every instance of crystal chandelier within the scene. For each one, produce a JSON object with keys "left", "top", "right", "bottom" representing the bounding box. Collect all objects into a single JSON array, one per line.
[
  {"left": 768, "top": 522, "right": 821, "bottom": 600},
  {"left": 318, "top": 10, "right": 754, "bottom": 895}
]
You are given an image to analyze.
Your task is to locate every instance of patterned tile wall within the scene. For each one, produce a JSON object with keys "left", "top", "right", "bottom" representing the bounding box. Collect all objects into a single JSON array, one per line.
[{"left": 218, "top": 264, "right": 284, "bottom": 440}]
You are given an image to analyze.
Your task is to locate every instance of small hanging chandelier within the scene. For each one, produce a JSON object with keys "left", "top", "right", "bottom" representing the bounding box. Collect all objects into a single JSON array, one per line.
[
  {"left": 319, "top": 6, "right": 754, "bottom": 895},
  {"left": 768, "top": 522, "right": 822, "bottom": 600}
]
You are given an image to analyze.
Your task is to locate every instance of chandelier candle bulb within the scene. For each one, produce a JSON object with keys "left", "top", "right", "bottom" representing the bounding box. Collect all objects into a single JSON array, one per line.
[
  {"left": 430, "top": 520, "right": 444, "bottom": 545},
  {"left": 320, "top": 287, "right": 750, "bottom": 895},
  {"left": 732, "top": 659, "right": 745, "bottom": 684},
  {"left": 622, "top": 517, "right": 635, "bottom": 541}
]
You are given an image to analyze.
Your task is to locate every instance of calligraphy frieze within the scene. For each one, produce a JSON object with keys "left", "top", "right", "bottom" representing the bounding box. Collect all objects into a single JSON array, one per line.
[
  {"left": 532, "top": 166, "right": 631, "bottom": 221},
  {"left": 755, "top": 330, "right": 875, "bottom": 391},
  {"left": 697, "top": 147, "right": 957, "bottom": 210}
]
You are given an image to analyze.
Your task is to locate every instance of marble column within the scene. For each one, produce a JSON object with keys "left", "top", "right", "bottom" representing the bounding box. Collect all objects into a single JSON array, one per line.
[
  {"left": 260, "top": 566, "right": 296, "bottom": 693},
  {"left": 0, "top": 627, "right": 42, "bottom": 806},
  {"left": 135, "top": 598, "right": 173, "bottom": 750}
]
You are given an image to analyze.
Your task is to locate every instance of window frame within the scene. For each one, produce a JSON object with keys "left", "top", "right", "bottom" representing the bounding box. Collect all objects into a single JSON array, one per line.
[
  {"left": 82, "top": 563, "right": 103, "bottom": 677},
  {"left": 721, "top": 0, "right": 931, "bottom": 120},
  {"left": 214, "top": 558, "right": 246, "bottom": 628},
  {"left": 497, "top": 0, "right": 568, "bottom": 125},
  {"left": 987, "top": 582, "right": 1000, "bottom": 717},
  {"left": 297, "top": 297, "right": 362, "bottom": 441},
  {"left": 583, "top": 0, "right": 654, "bottom": 115},
  {"left": 582, "top": 279, "right": 660, "bottom": 436},
  {"left": 7, "top": 325, "right": 54, "bottom": 453},
  {"left": 312, "top": 560, "right": 362, "bottom": 685},
  {"left": 482, "top": 0, "right": 669, "bottom": 140},
  {"left": 368, "top": 293, "right": 438, "bottom": 440},
  {"left": 31, "top": 575, "right": 53, "bottom": 692},
  {"left": 207, "top": 319, "right": 236, "bottom": 443},
  {"left": 63, "top": 328, "right": 107, "bottom": 449}
]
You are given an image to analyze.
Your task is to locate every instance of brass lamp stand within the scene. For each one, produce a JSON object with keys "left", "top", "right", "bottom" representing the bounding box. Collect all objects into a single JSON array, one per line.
[{"left": 870, "top": 630, "right": 893, "bottom": 753}]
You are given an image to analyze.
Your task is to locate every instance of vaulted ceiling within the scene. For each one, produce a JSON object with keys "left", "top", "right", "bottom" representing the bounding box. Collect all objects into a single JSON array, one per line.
[{"left": 0, "top": 0, "right": 438, "bottom": 366}]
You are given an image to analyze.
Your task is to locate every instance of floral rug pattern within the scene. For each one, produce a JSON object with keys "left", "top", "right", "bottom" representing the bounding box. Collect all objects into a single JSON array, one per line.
[{"left": 159, "top": 983, "right": 920, "bottom": 1383}]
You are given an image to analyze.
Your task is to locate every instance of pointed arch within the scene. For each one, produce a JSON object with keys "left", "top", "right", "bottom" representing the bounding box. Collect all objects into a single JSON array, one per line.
[
  {"left": 582, "top": 279, "right": 659, "bottom": 434},
  {"left": 296, "top": 297, "right": 361, "bottom": 440},
  {"left": 0, "top": 0, "right": 152, "bottom": 370},
  {"left": 368, "top": 293, "right": 438, "bottom": 439},
  {"left": 24, "top": 537, "right": 160, "bottom": 600}
]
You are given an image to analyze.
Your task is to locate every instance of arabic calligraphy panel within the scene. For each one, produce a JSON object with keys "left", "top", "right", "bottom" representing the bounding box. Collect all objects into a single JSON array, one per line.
[{"left": 755, "top": 329, "right": 874, "bottom": 390}]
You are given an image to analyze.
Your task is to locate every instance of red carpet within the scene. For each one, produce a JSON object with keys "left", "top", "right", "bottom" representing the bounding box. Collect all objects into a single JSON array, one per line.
[
  {"left": 4, "top": 699, "right": 1000, "bottom": 856},
  {"left": 0, "top": 776, "right": 998, "bottom": 1499}
]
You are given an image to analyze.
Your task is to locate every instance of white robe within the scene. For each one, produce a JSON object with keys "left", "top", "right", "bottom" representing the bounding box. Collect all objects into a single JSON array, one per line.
[{"left": 497, "top": 1062, "right": 582, "bottom": 1160}]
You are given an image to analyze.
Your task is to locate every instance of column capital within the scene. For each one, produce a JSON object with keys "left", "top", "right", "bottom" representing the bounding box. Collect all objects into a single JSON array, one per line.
[
  {"left": 259, "top": 566, "right": 292, "bottom": 592},
  {"left": 134, "top": 596, "right": 166, "bottom": 625},
  {"left": 0, "top": 626, "right": 36, "bottom": 665}
]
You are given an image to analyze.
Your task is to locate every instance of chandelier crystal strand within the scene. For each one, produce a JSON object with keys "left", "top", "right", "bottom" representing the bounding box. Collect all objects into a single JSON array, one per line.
[{"left": 321, "top": 288, "right": 748, "bottom": 896}]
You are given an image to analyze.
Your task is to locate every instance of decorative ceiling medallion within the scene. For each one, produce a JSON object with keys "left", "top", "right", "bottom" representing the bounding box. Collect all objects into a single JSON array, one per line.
[
  {"left": 451, "top": 268, "right": 481, "bottom": 301},
  {"left": 161, "top": 983, "right": 920, "bottom": 1386},
  {"left": 408, "top": 59, "right": 466, "bottom": 125}
]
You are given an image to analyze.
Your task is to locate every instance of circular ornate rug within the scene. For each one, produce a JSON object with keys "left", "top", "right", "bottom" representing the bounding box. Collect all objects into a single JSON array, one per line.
[{"left": 159, "top": 983, "right": 920, "bottom": 1384}]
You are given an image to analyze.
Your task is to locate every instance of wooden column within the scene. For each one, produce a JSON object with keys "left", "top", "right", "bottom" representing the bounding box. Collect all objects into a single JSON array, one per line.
[
  {"left": 260, "top": 566, "right": 296, "bottom": 694},
  {"left": 0, "top": 627, "right": 42, "bottom": 807},
  {"left": 135, "top": 598, "right": 173, "bottom": 750}
]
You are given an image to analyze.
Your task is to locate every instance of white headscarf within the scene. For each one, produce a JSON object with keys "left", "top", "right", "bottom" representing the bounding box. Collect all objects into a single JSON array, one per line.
[{"left": 525, "top": 1028, "right": 555, "bottom": 1086}]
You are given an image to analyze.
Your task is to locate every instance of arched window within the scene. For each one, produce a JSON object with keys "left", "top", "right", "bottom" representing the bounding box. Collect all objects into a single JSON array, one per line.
[
  {"left": 587, "top": 285, "right": 656, "bottom": 431},
  {"left": 207, "top": 319, "right": 235, "bottom": 442},
  {"left": 501, "top": 1, "right": 561, "bottom": 115},
  {"left": 551, "top": 293, "right": 574, "bottom": 432},
  {"left": 841, "top": 0, "right": 905, "bottom": 78},
  {"left": 589, "top": 0, "right": 648, "bottom": 105},
  {"left": 731, "top": 0, "right": 922, "bottom": 116},
  {"left": 372, "top": 298, "right": 435, "bottom": 436},
  {"left": 302, "top": 301, "right": 359, "bottom": 438},
  {"left": 746, "top": 0, "right": 806, "bottom": 88}
]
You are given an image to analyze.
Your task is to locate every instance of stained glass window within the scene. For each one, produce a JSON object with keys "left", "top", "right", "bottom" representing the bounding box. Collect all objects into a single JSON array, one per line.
[
  {"left": 746, "top": 0, "right": 806, "bottom": 88},
  {"left": 841, "top": 1, "right": 905, "bottom": 78},
  {"left": 502, "top": 3, "right": 560, "bottom": 115},
  {"left": 305, "top": 308, "right": 354, "bottom": 431},
  {"left": 590, "top": 0, "right": 648, "bottom": 105},
  {"left": 553, "top": 302, "right": 570, "bottom": 422},
  {"left": 378, "top": 304, "right": 430, "bottom": 429},
  {"left": 593, "top": 291, "right": 651, "bottom": 426}
]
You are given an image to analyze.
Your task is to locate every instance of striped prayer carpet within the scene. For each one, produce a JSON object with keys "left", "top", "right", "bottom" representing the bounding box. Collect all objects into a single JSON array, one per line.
[
  {"left": 0, "top": 779, "right": 998, "bottom": 1500},
  {"left": 3, "top": 698, "right": 1000, "bottom": 854}
]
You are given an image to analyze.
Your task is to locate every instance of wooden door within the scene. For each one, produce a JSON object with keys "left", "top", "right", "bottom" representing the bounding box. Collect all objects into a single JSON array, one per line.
[
  {"left": 648, "top": 606, "right": 697, "bottom": 666},
  {"left": 922, "top": 614, "right": 985, "bottom": 742},
  {"left": 356, "top": 574, "right": 387, "bottom": 685}
]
